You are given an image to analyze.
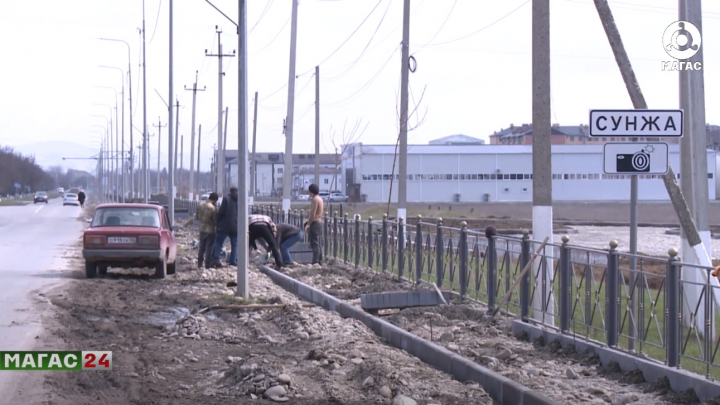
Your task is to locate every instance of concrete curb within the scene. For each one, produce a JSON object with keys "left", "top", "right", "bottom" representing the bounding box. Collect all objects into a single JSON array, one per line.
[
  {"left": 258, "top": 264, "right": 560, "bottom": 405},
  {"left": 511, "top": 320, "right": 720, "bottom": 402}
]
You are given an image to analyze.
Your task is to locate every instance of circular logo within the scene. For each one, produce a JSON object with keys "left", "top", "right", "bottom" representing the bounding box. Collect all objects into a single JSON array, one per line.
[
  {"left": 663, "top": 20, "right": 701, "bottom": 60},
  {"left": 632, "top": 151, "right": 649, "bottom": 171}
]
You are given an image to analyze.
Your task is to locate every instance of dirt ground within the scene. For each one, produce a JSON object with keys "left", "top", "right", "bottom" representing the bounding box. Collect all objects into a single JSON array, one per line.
[
  {"left": 282, "top": 259, "right": 720, "bottom": 405},
  {"left": 31, "top": 220, "right": 498, "bottom": 405}
]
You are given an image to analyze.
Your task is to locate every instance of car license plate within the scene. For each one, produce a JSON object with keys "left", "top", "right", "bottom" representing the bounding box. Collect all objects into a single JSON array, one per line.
[{"left": 107, "top": 237, "right": 136, "bottom": 244}]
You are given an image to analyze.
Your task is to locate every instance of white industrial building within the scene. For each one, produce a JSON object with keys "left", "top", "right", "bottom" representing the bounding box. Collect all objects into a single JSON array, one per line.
[{"left": 340, "top": 143, "right": 718, "bottom": 203}]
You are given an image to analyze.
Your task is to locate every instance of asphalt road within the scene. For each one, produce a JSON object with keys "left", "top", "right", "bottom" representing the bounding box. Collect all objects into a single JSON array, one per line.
[{"left": 0, "top": 197, "right": 85, "bottom": 400}]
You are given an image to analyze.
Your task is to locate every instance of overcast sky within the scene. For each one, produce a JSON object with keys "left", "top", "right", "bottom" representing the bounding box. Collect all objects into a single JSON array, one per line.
[{"left": 1, "top": 0, "right": 719, "bottom": 173}]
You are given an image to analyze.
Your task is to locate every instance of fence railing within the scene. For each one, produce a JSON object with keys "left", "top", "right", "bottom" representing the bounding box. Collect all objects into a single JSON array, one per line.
[{"left": 244, "top": 203, "right": 720, "bottom": 381}]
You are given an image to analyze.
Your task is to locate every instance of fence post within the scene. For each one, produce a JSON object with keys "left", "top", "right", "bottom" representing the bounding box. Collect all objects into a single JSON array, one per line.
[
  {"left": 606, "top": 240, "right": 620, "bottom": 347},
  {"left": 323, "top": 212, "right": 329, "bottom": 257},
  {"left": 397, "top": 216, "right": 405, "bottom": 280},
  {"left": 487, "top": 233, "right": 497, "bottom": 313},
  {"left": 333, "top": 212, "right": 339, "bottom": 259},
  {"left": 354, "top": 214, "right": 361, "bottom": 268},
  {"left": 459, "top": 221, "right": 468, "bottom": 300},
  {"left": 381, "top": 214, "right": 388, "bottom": 273},
  {"left": 520, "top": 229, "right": 531, "bottom": 321},
  {"left": 436, "top": 218, "right": 444, "bottom": 289},
  {"left": 300, "top": 210, "right": 305, "bottom": 233},
  {"left": 559, "top": 235, "right": 571, "bottom": 333},
  {"left": 343, "top": 213, "right": 349, "bottom": 263},
  {"left": 666, "top": 247, "right": 680, "bottom": 368},
  {"left": 415, "top": 215, "right": 423, "bottom": 285},
  {"left": 367, "top": 216, "right": 374, "bottom": 270}
]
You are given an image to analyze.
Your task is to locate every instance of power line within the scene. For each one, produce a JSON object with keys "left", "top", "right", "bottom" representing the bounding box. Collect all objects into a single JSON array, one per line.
[
  {"left": 295, "top": 102, "right": 316, "bottom": 123},
  {"left": 562, "top": 0, "right": 720, "bottom": 18},
  {"left": 147, "top": 0, "right": 163, "bottom": 44},
  {"left": 322, "top": 44, "right": 399, "bottom": 108},
  {"left": 414, "top": 0, "right": 530, "bottom": 48},
  {"left": 259, "top": 75, "right": 313, "bottom": 110},
  {"left": 296, "top": 0, "right": 384, "bottom": 77},
  {"left": 249, "top": 0, "right": 274, "bottom": 35},
  {"left": 411, "top": 0, "right": 457, "bottom": 54},
  {"left": 323, "top": 0, "right": 393, "bottom": 82},
  {"left": 251, "top": 14, "right": 291, "bottom": 56}
]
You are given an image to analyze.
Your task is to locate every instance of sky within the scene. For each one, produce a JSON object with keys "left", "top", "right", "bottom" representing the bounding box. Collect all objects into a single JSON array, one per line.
[{"left": 1, "top": 0, "right": 719, "bottom": 174}]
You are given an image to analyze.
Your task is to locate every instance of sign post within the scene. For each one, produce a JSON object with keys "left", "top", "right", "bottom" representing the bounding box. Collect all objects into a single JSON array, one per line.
[{"left": 590, "top": 109, "right": 683, "bottom": 351}]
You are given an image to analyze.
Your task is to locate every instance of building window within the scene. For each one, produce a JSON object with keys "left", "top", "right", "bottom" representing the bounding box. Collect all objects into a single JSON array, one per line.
[
  {"left": 503, "top": 187, "right": 510, "bottom": 193},
  {"left": 570, "top": 136, "right": 575, "bottom": 142},
  {"left": 621, "top": 137, "right": 626, "bottom": 141},
  {"left": 563, "top": 174, "right": 569, "bottom": 180},
  {"left": 324, "top": 178, "right": 328, "bottom": 184},
  {"left": 372, "top": 175, "right": 378, "bottom": 180},
  {"left": 490, "top": 174, "right": 496, "bottom": 180},
  {"left": 459, "top": 174, "right": 466, "bottom": 180},
  {"left": 510, "top": 174, "right": 517, "bottom": 180},
  {"left": 593, "top": 174, "right": 600, "bottom": 179},
  {"left": 611, "top": 137, "right": 616, "bottom": 141},
  {"left": 524, "top": 174, "right": 530, "bottom": 179},
  {"left": 471, "top": 174, "right": 478, "bottom": 180},
  {"left": 503, "top": 174, "right": 510, "bottom": 180},
  {"left": 277, "top": 168, "right": 283, "bottom": 174},
  {"left": 521, "top": 187, "right": 528, "bottom": 193},
  {"left": 602, "top": 174, "right": 608, "bottom": 179},
  {"left": 569, "top": 174, "right": 575, "bottom": 180},
  {"left": 582, "top": 174, "right": 588, "bottom": 179},
  {"left": 602, "top": 137, "right": 607, "bottom": 141},
  {"left": 710, "top": 173, "right": 714, "bottom": 179}
]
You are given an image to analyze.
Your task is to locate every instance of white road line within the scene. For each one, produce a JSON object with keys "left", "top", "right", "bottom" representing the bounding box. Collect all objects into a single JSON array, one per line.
[{"left": 34, "top": 206, "right": 43, "bottom": 215}]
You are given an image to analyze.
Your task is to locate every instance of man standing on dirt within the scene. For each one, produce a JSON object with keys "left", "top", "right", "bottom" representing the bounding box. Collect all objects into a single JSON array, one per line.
[
  {"left": 213, "top": 187, "right": 239, "bottom": 267},
  {"left": 195, "top": 192, "right": 218, "bottom": 269},
  {"left": 77, "top": 190, "right": 86, "bottom": 208},
  {"left": 304, "top": 183, "right": 324, "bottom": 266}
]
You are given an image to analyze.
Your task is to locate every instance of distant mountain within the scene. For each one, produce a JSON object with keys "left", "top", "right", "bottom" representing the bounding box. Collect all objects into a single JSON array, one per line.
[{"left": 10, "top": 141, "right": 99, "bottom": 172}]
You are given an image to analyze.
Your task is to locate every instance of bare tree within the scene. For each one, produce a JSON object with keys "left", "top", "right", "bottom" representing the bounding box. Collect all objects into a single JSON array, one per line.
[
  {"left": 386, "top": 84, "right": 429, "bottom": 216},
  {"left": 322, "top": 118, "right": 369, "bottom": 193}
]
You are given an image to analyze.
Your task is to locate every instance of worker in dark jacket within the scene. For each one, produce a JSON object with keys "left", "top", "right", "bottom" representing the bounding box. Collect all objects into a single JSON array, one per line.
[
  {"left": 77, "top": 191, "right": 86, "bottom": 208},
  {"left": 248, "top": 214, "right": 283, "bottom": 268},
  {"left": 276, "top": 223, "right": 303, "bottom": 266},
  {"left": 213, "top": 187, "right": 239, "bottom": 266}
]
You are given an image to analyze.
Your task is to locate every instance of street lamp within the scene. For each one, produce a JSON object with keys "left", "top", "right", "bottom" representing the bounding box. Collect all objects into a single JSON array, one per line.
[
  {"left": 91, "top": 115, "right": 111, "bottom": 200},
  {"left": 99, "top": 38, "right": 135, "bottom": 200},
  {"left": 95, "top": 93, "right": 119, "bottom": 201},
  {"left": 99, "top": 68, "right": 126, "bottom": 202}
]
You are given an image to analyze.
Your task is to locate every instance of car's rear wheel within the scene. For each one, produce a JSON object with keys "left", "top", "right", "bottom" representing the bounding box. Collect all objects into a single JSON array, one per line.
[
  {"left": 154, "top": 255, "right": 167, "bottom": 279},
  {"left": 98, "top": 266, "right": 108, "bottom": 275},
  {"left": 85, "top": 261, "right": 97, "bottom": 278},
  {"left": 167, "top": 260, "right": 176, "bottom": 275}
]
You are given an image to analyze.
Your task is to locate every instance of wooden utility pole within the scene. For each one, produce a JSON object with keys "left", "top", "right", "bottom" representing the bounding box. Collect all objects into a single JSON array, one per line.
[
  {"left": 531, "top": 0, "right": 554, "bottom": 325},
  {"left": 185, "top": 71, "right": 205, "bottom": 200},
  {"left": 592, "top": 0, "right": 718, "bottom": 337},
  {"left": 314, "top": 66, "right": 320, "bottom": 187}
]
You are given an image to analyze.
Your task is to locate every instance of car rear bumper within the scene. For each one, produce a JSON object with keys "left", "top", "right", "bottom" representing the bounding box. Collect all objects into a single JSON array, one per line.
[{"left": 83, "top": 249, "right": 163, "bottom": 261}]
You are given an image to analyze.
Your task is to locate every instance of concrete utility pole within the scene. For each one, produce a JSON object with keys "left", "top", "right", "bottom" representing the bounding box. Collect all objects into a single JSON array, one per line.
[
  {"left": 679, "top": 0, "right": 712, "bottom": 334},
  {"left": 180, "top": 134, "right": 184, "bottom": 194},
  {"left": 282, "top": 0, "right": 299, "bottom": 217},
  {"left": 168, "top": 0, "right": 175, "bottom": 227},
  {"left": 314, "top": 66, "right": 320, "bottom": 187},
  {"left": 185, "top": 71, "right": 205, "bottom": 201},
  {"left": 397, "top": 0, "right": 410, "bottom": 222},
  {"left": 141, "top": 0, "right": 149, "bottom": 203},
  {"left": 251, "top": 91, "right": 258, "bottom": 205},
  {"left": 236, "top": 0, "right": 250, "bottom": 298},
  {"left": 223, "top": 107, "right": 229, "bottom": 154},
  {"left": 153, "top": 119, "right": 167, "bottom": 193},
  {"left": 592, "top": 0, "right": 719, "bottom": 338},
  {"left": 197, "top": 125, "right": 202, "bottom": 197},
  {"left": 205, "top": 26, "right": 235, "bottom": 197},
  {"left": 173, "top": 99, "right": 180, "bottom": 198},
  {"left": 531, "top": 0, "right": 554, "bottom": 325}
]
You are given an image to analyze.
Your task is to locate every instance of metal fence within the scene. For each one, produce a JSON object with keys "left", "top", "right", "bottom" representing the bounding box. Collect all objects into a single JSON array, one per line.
[{"left": 245, "top": 203, "right": 720, "bottom": 381}]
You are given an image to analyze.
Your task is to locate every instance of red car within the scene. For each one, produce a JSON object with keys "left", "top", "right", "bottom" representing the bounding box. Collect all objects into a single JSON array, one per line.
[{"left": 82, "top": 203, "right": 178, "bottom": 278}]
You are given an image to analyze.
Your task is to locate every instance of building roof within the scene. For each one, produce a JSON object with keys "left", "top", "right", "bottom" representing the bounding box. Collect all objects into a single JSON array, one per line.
[
  {"left": 428, "top": 134, "right": 485, "bottom": 145},
  {"left": 356, "top": 143, "right": 716, "bottom": 155},
  {"left": 489, "top": 123, "right": 585, "bottom": 139},
  {"left": 221, "top": 150, "right": 337, "bottom": 165}
]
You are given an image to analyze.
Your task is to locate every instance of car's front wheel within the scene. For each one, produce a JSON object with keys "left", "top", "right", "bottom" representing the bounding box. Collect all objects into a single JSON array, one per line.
[
  {"left": 85, "top": 261, "right": 97, "bottom": 278},
  {"left": 154, "top": 255, "right": 167, "bottom": 279}
]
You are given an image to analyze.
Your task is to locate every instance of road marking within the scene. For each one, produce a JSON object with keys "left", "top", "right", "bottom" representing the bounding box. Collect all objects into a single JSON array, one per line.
[{"left": 34, "top": 206, "right": 43, "bottom": 215}]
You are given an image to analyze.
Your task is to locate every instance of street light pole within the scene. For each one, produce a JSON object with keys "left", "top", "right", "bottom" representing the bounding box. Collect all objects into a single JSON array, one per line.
[
  {"left": 100, "top": 66, "right": 126, "bottom": 203},
  {"left": 94, "top": 102, "right": 116, "bottom": 199}
]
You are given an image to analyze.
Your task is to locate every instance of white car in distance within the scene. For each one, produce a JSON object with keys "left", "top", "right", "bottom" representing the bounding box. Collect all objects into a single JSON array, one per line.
[{"left": 63, "top": 193, "right": 80, "bottom": 206}]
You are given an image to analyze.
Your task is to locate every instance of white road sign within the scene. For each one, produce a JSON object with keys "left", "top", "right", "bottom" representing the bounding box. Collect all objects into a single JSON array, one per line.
[
  {"left": 589, "top": 109, "right": 683, "bottom": 137},
  {"left": 603, "top": 142, "right": 669, "bottom": 175}
]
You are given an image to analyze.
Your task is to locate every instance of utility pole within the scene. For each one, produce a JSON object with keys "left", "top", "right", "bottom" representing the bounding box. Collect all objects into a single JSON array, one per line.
[
  {"left": 173, "top": 98, "right": 180, "bottom": 198},
  {"left": 531, "top": 0, "right": 554, "bottom": 325},
  {"left": 314, "top": 66, "right": 320, "bottom": 187},
  {"left": 679, "top": 0, "right": 712, "bottom": 335},
  {"left": 180, "top": 134, "right": 184, "bottom": 194},
  {"left": 115, "top": 104, "right": 119, "bottom": 201},
  {"left": 141, "top": 0, "right": 149, "bottom": 203},
  {"left": 397, "top": 0, "right": 410, "bottom": 223},
  {"left": 223, "top": 107, "right": 229, "bottom": 153},
  {"left": 168, "top": 0, "right": 175, "bottom": 227},
  {"left": 237, "top": 0, "right": 249, "bottom": 298},
  {"left": 251, "top": 91, "right": 258, "bottom": 204},
  {"left": 205, "top": 26, "right": 235, "bottom": 197},
  {"left": 592, "top": 0, "right": 718, "bottom": 339},
  {"left": 153, "top": 119, "right": 167, "bottom": 193},
  {"left": 282, "top": 0, "right": 299, "bottom": 217},
  {"left": 185, "top": 71, "right": 205, "bottom": 201},
  {"left": 197, "top": 125, "right": 202, "bottom": 197}
]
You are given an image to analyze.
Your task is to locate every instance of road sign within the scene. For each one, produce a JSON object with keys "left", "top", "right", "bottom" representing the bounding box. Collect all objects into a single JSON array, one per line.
[
  {"left": 13, "top": 183, "right": 20, "bottom": 189},
  {"left": 603, "top": 142, "right": 669, "bottom": 175},
  {"left": 589, "top": 109, "right": 683, "bottom": 137}
]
